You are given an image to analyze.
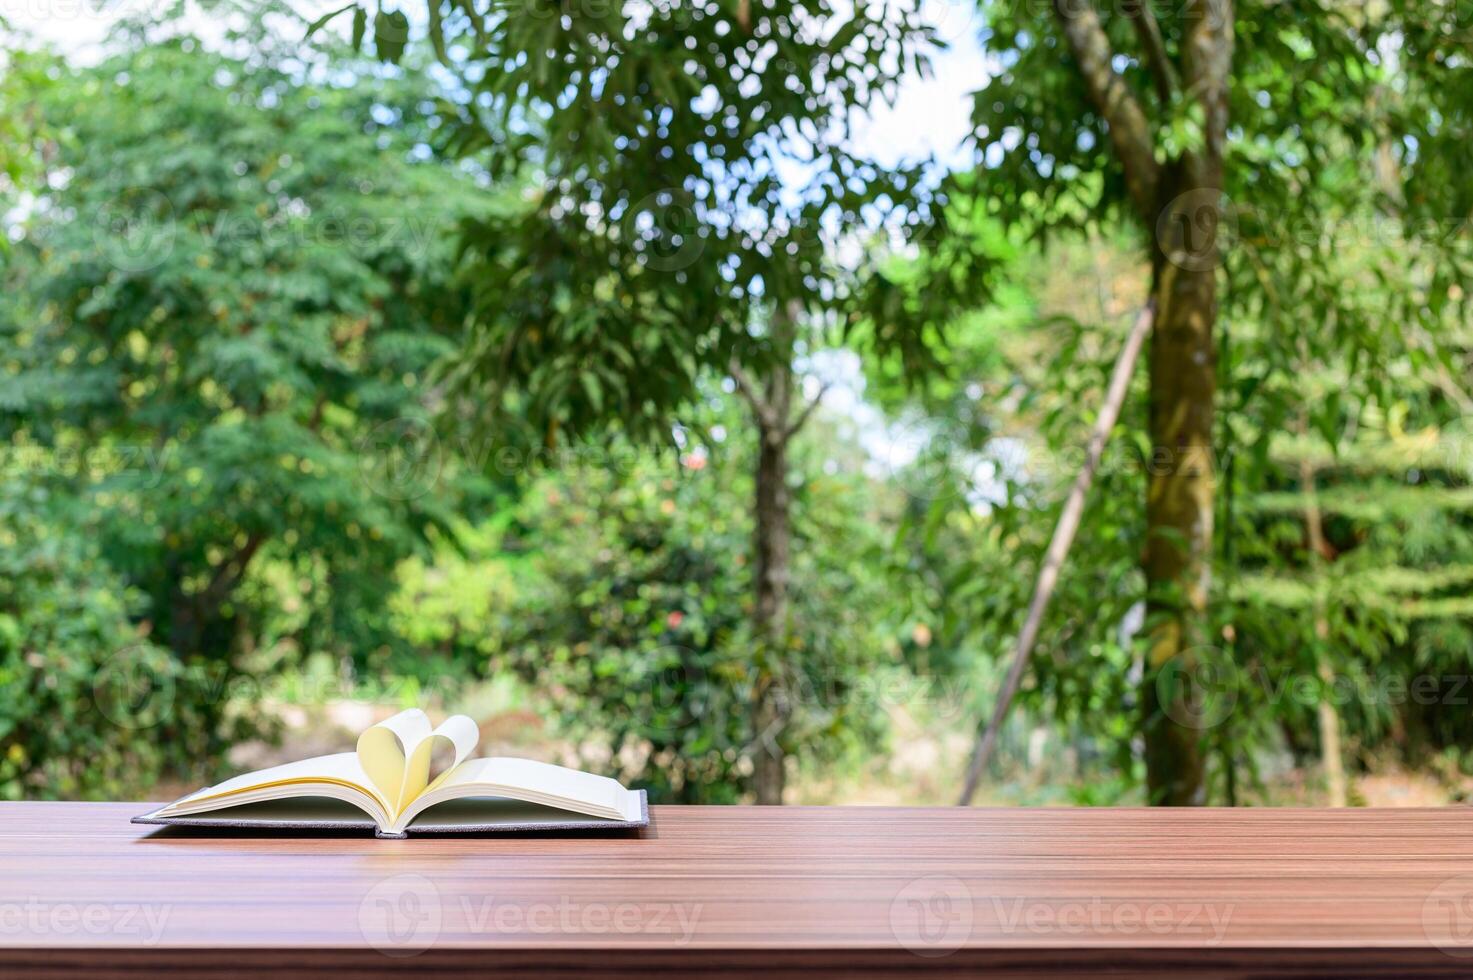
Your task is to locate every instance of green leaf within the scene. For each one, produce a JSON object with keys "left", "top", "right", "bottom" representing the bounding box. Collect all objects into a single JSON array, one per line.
[
  {"left": 374, "top": 9, "right": 410, "bottom": 64},
  {"left": 350, "top": 7, "right": 367, "bottom": 51},
  {"left": 303, "top": 2, "right": 355, "bottom": 39},
  {"left": 427, "top": 0, "right": 449, "bottom": 65}
]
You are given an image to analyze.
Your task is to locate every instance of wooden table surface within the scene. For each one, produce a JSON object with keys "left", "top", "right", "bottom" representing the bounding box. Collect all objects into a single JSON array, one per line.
[{"left": 1, "top": 802, "right": 1471, "bottom": 977}]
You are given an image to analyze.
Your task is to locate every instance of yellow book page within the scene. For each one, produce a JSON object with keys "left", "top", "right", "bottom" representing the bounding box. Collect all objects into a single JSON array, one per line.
[
  {"left": 355, "top": 709, "right": 431, "bottom": 814},
  {"left": 355, "top": 709, "right": 480, "bottom": 818}
]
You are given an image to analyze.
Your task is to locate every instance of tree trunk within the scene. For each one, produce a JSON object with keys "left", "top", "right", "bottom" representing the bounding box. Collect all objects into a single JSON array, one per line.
[
  {"left": 746, "top": 313, "right": 797, "bottom": 806},
  {"left": 1050, "top": 0, "right": 1231, "bottom": 805},
  {"left": 751, "top": 414, "right": 791, "bottom": 804},
  {"left": 1141, "top": 170, "right": 1220, "bottom": 806}
]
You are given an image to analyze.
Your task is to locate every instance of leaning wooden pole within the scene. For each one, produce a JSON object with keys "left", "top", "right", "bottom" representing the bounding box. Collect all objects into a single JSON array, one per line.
[
  {"left": 1296, "top": 415, "right": 1348, "bottom": 808},
  {"left": 958, "top": 301, "right": 1155, "bottom": 806}
]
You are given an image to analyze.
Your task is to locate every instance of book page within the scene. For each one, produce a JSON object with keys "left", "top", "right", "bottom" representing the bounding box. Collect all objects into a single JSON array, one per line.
[
  {"left": 159, "top": 751, "right": 370, "bottom": 812},
  {"left": 356, "top": 709, "right": 432, "bottom": 812},
  {"left": 356, "top": 709, "right": 481, "bottom": 816},
  {"left": 418, "top": 714, "right": 481, "bottom": 796},
  {"left": 406, "top": 798, "right": 637, "bottom": 830},
  {"left": 438, "top": 757, "right": 636, "bottom": 818},
  {"left": 159, "top": 798, "right": 378, "bottom": 825}
]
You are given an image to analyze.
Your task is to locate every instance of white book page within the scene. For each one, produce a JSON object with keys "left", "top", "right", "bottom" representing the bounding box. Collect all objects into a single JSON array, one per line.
[
  {"left": 158, "top": 751, "right": 372, "bottom": 812},
  {"left": 395, "top": 758, "right": 639, "bottom": 829},
  {"left": 456, "top": 758, "right": 628, "bottom": 812},
  {"left": 421, "top": 714, "right": 481, "bottom": 794}
]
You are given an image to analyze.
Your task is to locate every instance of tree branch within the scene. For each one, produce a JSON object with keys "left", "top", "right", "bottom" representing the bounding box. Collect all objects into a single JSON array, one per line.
[
  {"left": 1052, "top": 0, "right": 1161, "bottom": 218},
  {"left": 200, "top": 531, "right": 266, "bottom": 613},
  {"left": 730, "top": 359, "right": 778, "bottom": 430},
  {"left": 1124, "top": 0, "right": 1176, "bottom": 105},
  {"left": 784, "top": 382, "right": 831, "bottom": 440}
]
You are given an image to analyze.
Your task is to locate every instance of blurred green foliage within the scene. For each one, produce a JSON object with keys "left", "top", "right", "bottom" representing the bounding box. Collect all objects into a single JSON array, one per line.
[
  {"left": 0, "top": 37, "right": 490, "bottom": 794},
  {"left": 883, "top": 224, "right": 1473, "bottom": 802},
  {"left": 496, "top": 403, "right": 904, "bottom": 802},
  {"left": 0, "top": 479, "right": 203, "bottom": 798},
  {"left": 4, "top": 10, "right": 1473, "bottom": 810}
]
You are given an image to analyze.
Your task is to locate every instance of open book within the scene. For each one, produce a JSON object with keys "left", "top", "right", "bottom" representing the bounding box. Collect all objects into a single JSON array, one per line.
[{"left": 133, "top": 709, "right": 647, "bottom": 838}]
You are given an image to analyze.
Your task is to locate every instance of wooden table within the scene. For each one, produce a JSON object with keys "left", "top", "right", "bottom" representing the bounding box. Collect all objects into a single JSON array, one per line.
[{"left": 1, "top": 802, "right": 1470, "bottom": 976}]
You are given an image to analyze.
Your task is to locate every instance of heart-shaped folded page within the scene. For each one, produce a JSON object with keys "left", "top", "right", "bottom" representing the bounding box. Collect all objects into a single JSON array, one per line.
[{"left": 356, "top": 708, "right": 480, "bottom": 816}]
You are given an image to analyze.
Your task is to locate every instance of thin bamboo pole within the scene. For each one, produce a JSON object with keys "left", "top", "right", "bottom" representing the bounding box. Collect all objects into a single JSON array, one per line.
[{"left": 958, "top": 301, "right": 1155, "bottom": 806}]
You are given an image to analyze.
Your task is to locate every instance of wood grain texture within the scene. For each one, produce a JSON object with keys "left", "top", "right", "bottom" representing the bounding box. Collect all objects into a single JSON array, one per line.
[{"left": 1, "top": 802, "right": 1471, "bottom": 977}]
